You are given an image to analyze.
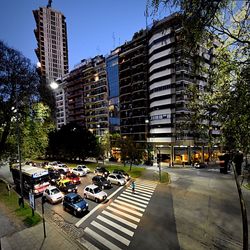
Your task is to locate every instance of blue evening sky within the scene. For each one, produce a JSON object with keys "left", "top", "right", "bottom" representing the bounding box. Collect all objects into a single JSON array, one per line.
[{"left": 0, "top": 0, "right": 170, "bottom": 70}]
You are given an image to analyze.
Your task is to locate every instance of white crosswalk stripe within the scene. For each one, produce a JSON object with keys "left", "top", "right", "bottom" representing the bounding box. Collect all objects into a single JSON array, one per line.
[
  {"left": 91, "top": 221, "right": 130, "bottom": 246},
  {"left": 135, "top": 184, "right": 156, "bottom": 191},
  {"left": 120, "top": 193, "right": 149, "bottom": 204},
  {"left": 82, "top": 179, "right": 157, "bottom": 250},
  {"left": 127, "top": 187, "right": 154, "bottom": 195},
  {"left": 123, "top": 190, "right": 152, "bottom": 198},
  {"left": 102, "top": 210, "right": 138, "bottom": 229},
  {"left": 113, "top": 199, "right": 145, "bottom": 212},
  {"left": 123, "top": 191, "right": 151, "bottom": 201},
  {"left": 106, "top": 206, "right": 141, "bottom": 222},
  {"left": 84, "top": 227, "right": 122, "bottom": 250},
  {"left": 110, "top": 202, "right": 143, "bottom": 217},
  {"left": 97, "top": 215, "right": 134, "bottom": 237},
  {"left": 117, "top": 196, "right": 147, "bottom": 208}
]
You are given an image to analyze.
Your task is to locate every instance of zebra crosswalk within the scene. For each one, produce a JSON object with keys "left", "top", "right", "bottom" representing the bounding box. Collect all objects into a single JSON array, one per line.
[{"left": 81, "top": 180, "right": 157, "bottom": 250}]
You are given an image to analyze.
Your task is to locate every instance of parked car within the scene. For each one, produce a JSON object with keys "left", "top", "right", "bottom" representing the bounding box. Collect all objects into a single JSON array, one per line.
[
  {"left": 65, "top": 172, "right": 81, "bottom": 184},
  {"left": 43, "top": 186, "right": 64, "bottom": 204},
  {"left": 92, "top": 175, "right": 112, "bottom": 189},
  {"left": 56, "top": 179, "right": 77, "bottom": 193},
  {"left": 94, "top": 166, "right": 110, "bottom": 177},
  {"left": 48, "top": 169, "right": 61, "bottom": 185},
  {"left": 112, "top": 169, "right": 130, "bottom": 181},
  {"left": 83, "top": 184, "right": 107, "bottom": 203},
  {"left": 56, "top": 164, "right": 70, "bottom": 173},
  {"left": 76, "top": 165, "right": 90, "bottom": 173},
  {"left": 63, "top": 193, "right": 88, "bottom": 217},
  {"left": 107, "top": 173, "right": 126, "bottom": 186},
  {"left": 72, "top": 168, "right": 87, "bottom": 177}
]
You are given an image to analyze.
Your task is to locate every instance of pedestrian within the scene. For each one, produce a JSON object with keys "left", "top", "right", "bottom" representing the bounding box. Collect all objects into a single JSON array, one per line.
[{"left": 131, "top": 180, "right": 135, "bottom": 194}]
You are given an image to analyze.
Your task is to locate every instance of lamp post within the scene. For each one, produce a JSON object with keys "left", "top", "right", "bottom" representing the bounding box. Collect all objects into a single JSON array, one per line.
[{"left": 15, "top": 82, "right": 24, "bottom": 208}]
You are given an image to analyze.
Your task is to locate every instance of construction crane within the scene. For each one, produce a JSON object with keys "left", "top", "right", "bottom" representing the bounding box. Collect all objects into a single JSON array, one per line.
[{"left": 47, "top": 0, "right": 52, "bottom": 8}]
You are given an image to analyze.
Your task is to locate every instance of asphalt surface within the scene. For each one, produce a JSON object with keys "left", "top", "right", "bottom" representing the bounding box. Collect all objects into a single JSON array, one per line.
[{"left": 0, "top": 162, "right": 249, "bottom": 250}]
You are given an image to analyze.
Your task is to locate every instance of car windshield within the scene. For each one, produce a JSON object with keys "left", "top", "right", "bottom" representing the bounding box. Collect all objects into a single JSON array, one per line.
[
  {"left": 77, "top": 169, "right": 83, "bottom": 172},
  {"left": 117, "top": 175, "right": 122, "bottom": 179},
  {"left": 93, "top": 187, "right": 102, "bottom": 194},
  {"left": 65, "top": 181, "right": 72, "bottom": 187},
  {"left": 51, "top": 188, "right": 60, "bottom": 195},
  {"left": 72, "top": 195, "right": 83, "bottom": 204}
]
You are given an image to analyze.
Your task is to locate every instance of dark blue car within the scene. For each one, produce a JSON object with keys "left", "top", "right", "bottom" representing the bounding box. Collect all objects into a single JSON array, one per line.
[{"left": 63, "top": 193, "right": 88, "bottom": 217}]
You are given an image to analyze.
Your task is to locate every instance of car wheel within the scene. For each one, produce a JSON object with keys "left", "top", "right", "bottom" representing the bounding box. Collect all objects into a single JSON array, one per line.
[
  {"left": 118, "top": 182, "right": 121, "bottom": 186},
  {"left": 83, "top": 194, "right": 87, "bottom": 199},
  {"left": 95, "top": 198, "right": 99, "bottom": 203}
]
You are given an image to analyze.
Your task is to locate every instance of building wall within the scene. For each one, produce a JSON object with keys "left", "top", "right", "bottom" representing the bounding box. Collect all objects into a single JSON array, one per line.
[
  {"left": 106, "top": 48, "right": 121, "bottom": 133},
  {"left": 33, "top": 5, "right": 69, "bottom": 130},
  {"left": 119, "top": 30, "right": 149, "bottom": 142}
]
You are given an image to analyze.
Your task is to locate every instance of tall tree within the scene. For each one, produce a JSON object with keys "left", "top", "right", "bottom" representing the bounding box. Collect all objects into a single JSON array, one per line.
[
  {"left": 0, "top": 40, "right": 40, "bottom": 157},
  {"left": 22, "top": 103, "right": 54, "bottom": 159},
  {"left": 47, "top": 123, "right": 98, "bottom": 161}
]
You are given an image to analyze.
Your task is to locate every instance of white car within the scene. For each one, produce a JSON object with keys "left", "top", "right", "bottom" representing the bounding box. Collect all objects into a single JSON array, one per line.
[
  {"left": 107, "top": 173, "right": 126, "bottom": 186},
  {"left": 77, "top": 165, "right": 90, "bottom": 173},
  {"left": 43, "top": 186, "right": 64, "bottom": 204},
  {"left": 72, "top": 168, "right": 87, "bottom": 177},
  {"left": 83, "top": 184, "right": 107, "bottom": 203}
]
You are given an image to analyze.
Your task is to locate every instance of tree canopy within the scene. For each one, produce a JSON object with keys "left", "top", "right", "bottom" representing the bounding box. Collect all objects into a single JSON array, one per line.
[
  {"left": 46, "top": 123, "right": 98, "bottom": 161},
  {"left": 0, "top": 40, "right": 40, "bottom": 158}
]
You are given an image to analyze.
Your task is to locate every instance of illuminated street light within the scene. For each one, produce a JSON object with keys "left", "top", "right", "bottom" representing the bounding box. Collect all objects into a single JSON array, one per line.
[{"left": 50, "top": 81, "right": 59, "bottom": 90}]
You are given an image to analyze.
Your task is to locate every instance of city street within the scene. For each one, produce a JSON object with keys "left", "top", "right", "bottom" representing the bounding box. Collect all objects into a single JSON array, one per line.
[{"left": 0, "top": 163, "right": 247, "bottom": 250}]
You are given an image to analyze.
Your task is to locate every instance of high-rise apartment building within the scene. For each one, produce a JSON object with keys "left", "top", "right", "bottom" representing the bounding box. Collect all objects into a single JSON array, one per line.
[
  {"left": 63, "top": 56, "right": 109, "bottom": 136},
  {"left": 147, "top": 14, "right": 215, "bottom": 163},
  {"left": 119, "top": 29, "right": 149, "bottom": 143},
  {"left": 33, "top": 4, "right": 69, "bottom": 129},
  {"left": 106, "top": 47, "right": 121, "bottom": 133}
]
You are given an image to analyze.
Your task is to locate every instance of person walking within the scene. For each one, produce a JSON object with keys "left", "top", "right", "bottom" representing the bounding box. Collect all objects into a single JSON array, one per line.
[{"left": 131, "top": 180, "right": 135, "bottom": 194}]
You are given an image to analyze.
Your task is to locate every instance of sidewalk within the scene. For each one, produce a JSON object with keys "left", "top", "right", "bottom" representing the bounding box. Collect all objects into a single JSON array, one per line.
[{"left": 0, "top": 219, "right": 85, "bottom": 250}]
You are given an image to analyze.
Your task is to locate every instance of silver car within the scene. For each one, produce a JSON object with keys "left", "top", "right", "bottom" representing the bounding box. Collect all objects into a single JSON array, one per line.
[
  {"left": 107, "top": 173, "right": 126, "bottom": 186},
  {"left": 83, "top": 184, "right": 107, "bottom": 203},
  {"left": 43, "top": 186, "right": 64, "bottom": 204}
]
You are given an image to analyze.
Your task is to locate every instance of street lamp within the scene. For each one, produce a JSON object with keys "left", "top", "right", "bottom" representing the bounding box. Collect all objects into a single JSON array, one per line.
[
  {"left": 14, "top": 83, "right": 24, "bottom": 208},
  {"left": 50, "top": 81, "right": 59, "bottom": 90}
]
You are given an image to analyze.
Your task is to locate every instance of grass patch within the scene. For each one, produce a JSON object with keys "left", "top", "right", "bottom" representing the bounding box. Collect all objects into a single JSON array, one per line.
[
  {"left": 0, "top": 181, "right": 41, "bottom": 227},
  {"left": 153, "top": 172, "right": 170, "bottom": 183},
  {"left": 243, "top": 183, "right": 250, "bottom": 190}
]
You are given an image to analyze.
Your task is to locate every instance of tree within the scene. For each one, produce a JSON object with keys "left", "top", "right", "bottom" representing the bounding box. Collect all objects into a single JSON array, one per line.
[
  {"left": 47, "top": 123, "right": 98, "bottom": 161},
  {"left": 148, "top": 0, "right": 250, "bottom": 158},
  {"left": 119, "top": 137, "right": 142, "bottom": 171},
  {"left": 0, "top": 40, "right": 40, "bottom": 158},
  {"left": 22, "top": 103, "right": 54, "bottom": 159}
]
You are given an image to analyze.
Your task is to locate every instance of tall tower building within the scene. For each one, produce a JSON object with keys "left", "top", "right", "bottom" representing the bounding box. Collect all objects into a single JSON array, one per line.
[
  {"left": 33, "top": 3, "right": 69, "bottom": 129},
  {"left": 33, "top": 4, "right": 68, "bottom": 81}
]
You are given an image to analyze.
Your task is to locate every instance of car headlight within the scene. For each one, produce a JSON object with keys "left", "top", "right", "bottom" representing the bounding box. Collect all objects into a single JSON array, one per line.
[
  {"left": 34, "top": 190, "right": 39, "bottom": 194},
  {"left": 77, "top": 207, "right": 81, "bottom": 212},
  {"left": 75, "top": 186, "right": 78, "bottom": 189},
  {"left": 68, "top": 189, "right": 72, "bottom": 192}
]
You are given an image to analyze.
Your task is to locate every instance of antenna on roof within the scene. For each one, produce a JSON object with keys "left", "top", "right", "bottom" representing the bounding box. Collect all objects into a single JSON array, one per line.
[
  {"left": 112, "top": 32, "right": 116, "bottom": 49},
  {"left": 47, "top": 0, "right": 52, "bottom": 8}
]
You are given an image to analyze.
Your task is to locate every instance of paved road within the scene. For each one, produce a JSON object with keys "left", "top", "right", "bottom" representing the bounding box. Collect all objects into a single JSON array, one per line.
[{"left": 0, "top": 163, "right": 247, "bottom": 249}]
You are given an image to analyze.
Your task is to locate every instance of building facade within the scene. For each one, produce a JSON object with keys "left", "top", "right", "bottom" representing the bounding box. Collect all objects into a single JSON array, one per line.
[
  {"left": 106, "top": 47, "right": 121, "bottom": 134},
  {"left": 147, "top": 14, "right": 215, "bottom": 164},
  {"left": 119, "top": 29, "right": 149, "bottom": 143},
  {"left": 33, "top": 4, "right": 69, "bottom": 129},
  {"left": 62, "top": 56, "right": 109, "bottom": 136}
]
